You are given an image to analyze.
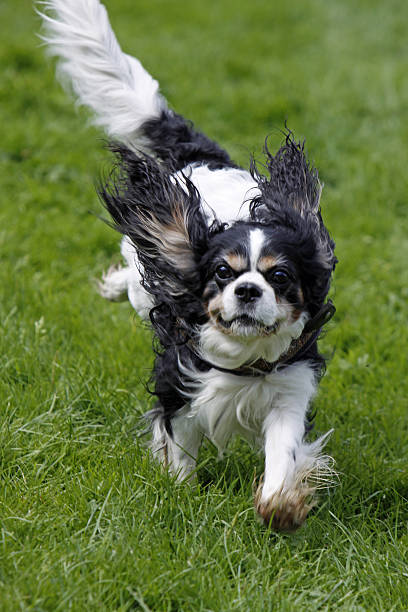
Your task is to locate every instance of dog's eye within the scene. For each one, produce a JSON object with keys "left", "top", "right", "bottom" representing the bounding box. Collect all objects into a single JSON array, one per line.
[
  {"left": 215, "top": 264, "right": 233, "bottom": 280},
  {"left": 270, "top": 269, "right": 290, "bottom": 285}
]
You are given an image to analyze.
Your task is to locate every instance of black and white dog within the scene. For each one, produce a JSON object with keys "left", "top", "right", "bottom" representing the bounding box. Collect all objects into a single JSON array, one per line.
[{"left": 41, "top": 0, "right": 337, "bottom": 530}]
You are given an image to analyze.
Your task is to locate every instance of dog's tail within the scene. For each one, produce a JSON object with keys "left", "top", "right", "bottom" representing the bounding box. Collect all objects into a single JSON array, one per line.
[
  {"left": 39, "top": 0, "right": 235, "bottom": 170},
  {"left": 39, "top": 0, "right": 165, "bottom": 152}
]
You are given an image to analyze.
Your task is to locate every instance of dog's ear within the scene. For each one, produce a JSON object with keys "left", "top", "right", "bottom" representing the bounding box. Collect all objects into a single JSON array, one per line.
[
  {"left": 250, "top": 130, "right": 336, "bottom": 273},
  {"left": 100, "top": 145, "right": 209, "bottom": 300},
  {"left": 249, "top": 130, "right": 337, "bottom": 315}
]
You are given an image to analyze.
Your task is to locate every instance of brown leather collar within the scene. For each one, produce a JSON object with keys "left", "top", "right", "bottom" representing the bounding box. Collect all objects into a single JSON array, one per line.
[{"left": 185, "top": 300, "right": 335, "bottom": 377}]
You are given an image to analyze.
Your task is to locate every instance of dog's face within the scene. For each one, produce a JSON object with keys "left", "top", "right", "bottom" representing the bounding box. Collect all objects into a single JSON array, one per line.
[{"left": 202, "top": 226, "right": 305, "bottom": 339}]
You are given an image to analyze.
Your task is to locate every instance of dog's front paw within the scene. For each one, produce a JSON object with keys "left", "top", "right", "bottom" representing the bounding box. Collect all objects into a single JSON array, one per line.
[{"left": 254, "top": 481, "right": 316, "bottom": 532}]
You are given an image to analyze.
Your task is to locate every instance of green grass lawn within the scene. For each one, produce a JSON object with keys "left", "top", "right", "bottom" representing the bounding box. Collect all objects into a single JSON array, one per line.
[{"left": 1, "top": 0, "right": 408, "bottom": 609}]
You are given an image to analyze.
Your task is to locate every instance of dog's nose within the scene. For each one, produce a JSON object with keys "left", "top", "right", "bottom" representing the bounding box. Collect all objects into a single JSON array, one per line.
[{"left": 234, "top": 282, "right": 263, "bottom": 303}]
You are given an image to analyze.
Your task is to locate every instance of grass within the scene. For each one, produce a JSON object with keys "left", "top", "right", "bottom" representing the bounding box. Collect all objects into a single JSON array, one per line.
[{"left": 1, "top": 0, "right": 408, "bottom": 609}]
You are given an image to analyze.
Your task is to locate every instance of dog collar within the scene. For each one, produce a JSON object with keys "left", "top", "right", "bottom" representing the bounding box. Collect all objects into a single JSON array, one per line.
[{"left": 185, "top": 300, "right": 335, "bottom": 377}]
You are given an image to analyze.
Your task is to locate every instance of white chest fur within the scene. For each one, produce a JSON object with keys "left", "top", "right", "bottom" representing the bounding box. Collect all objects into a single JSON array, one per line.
[{"left": 183, "top": 361, "right": 317, "bottom": 452}]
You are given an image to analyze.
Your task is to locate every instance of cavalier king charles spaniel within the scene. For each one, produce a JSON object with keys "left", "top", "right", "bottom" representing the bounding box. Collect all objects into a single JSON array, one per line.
[{"left": 41, "top": 0, "right": 337, "bottom": 530}]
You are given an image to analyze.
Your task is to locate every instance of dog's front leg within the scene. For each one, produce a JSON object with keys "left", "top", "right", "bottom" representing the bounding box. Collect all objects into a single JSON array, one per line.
[{"left": 254, "top": 395, "right": 317, "bottom": 531}]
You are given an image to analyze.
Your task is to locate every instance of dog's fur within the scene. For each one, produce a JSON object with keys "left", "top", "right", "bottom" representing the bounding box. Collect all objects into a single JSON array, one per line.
[{"left": 40, "top": 0, "right": 337, "bottom": 530}]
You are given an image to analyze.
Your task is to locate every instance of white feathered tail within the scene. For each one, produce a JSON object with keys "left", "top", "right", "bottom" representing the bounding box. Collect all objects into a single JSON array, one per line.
[{"left": 39, "top": 0, "right": 167, "bottom": 150}]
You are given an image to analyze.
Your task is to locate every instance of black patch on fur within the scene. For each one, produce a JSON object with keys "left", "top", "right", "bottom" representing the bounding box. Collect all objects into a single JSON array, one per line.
[
  {"left": 251, "top": 130, "right": 322, "bottom": 215},
  {"left": 141, "top": 110, "right": 238, "bottom": 171}
]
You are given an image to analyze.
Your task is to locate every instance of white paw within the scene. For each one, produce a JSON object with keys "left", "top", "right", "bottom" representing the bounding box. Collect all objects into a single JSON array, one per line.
[{"left": 254, "top": 478, "right": 316, "bottom": 531}]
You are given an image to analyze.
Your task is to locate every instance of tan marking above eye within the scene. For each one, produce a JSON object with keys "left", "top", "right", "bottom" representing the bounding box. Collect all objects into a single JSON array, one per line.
[
  {"left": 225, "top": 253, "right": 247, "bottom": 272},
  {"left": 257, "top": 255, "right": 279, "bottom": 272}
]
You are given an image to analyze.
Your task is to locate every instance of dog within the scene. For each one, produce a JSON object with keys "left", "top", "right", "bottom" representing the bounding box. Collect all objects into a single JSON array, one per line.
[{"left": 41, "top": 0, "right": 337, "bottom": 531}]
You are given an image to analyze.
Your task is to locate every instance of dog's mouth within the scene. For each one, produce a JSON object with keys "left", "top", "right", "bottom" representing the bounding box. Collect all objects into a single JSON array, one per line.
[{"left": 216, "top": 314, "right": 280, "bottom": 336}]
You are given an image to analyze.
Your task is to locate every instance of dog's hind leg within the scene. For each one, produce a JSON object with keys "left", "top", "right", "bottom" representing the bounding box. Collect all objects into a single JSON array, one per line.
[
  {"left": 98, "top": 236, "right": 153, "bottom": 318},
  {"left": 150, "top": 407, "right": 203, "bottom": 481},
  {"left": 98, "top": 265, "right": 130, "bottom": 302}
]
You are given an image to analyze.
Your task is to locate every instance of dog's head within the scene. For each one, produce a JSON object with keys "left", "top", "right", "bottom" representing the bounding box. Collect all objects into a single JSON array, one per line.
[
  {"left": 101, "top": 133, "right": 336, "bottom": 364},
  {"left": 202, "top": 224, "right": 312, "bottom": 339}
]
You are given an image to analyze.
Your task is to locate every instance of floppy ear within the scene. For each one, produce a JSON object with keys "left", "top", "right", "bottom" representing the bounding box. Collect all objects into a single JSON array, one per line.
[
  {"left": 249, "top": 130, "right": 337, "bottom": 316},
  {"left": 99, "top": 144, "right": 209, "bottom": 301},
  {"left": 250, "top": 129, "right": 337, "bottom": 273}
]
